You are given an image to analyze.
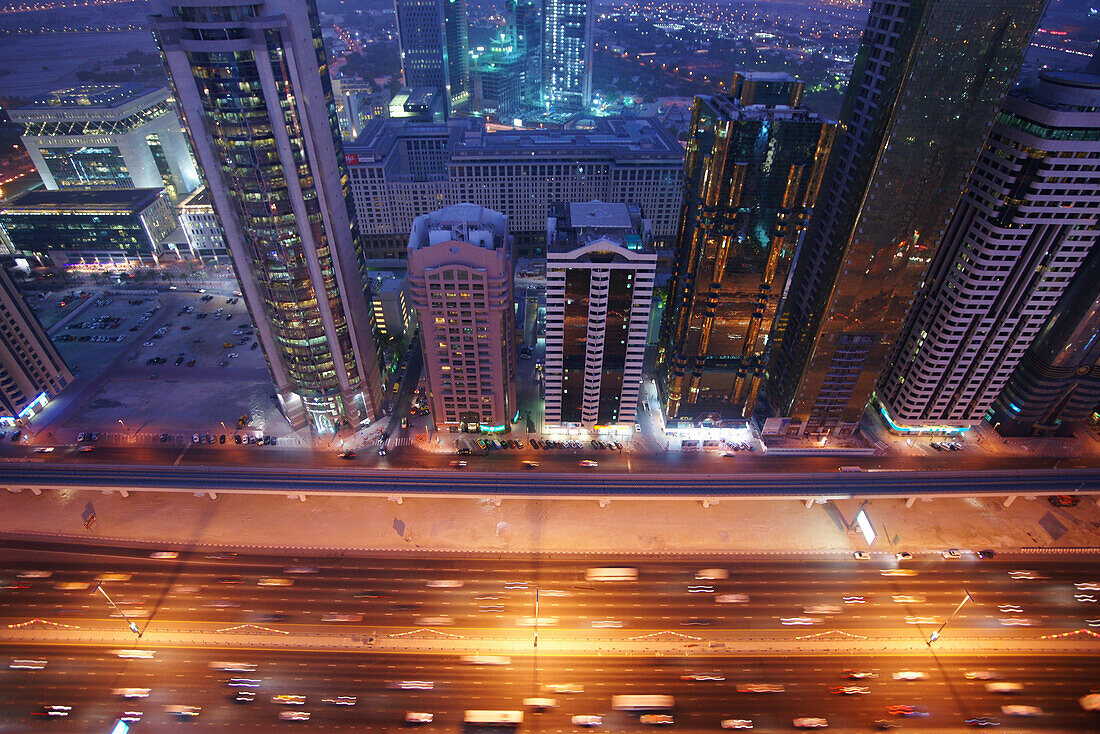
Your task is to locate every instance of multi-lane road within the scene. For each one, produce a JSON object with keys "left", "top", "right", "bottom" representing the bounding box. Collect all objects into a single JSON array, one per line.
[{"left": 2, "top": 541, "right": 1099, "bottom": 731}]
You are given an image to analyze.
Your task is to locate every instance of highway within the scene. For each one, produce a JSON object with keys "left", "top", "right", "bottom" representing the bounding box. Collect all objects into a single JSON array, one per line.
[
  {"left": 1, "top": 455, "right": 1099, "bottom": 499},
  {"left": 2, "top": 542, "right": 1100, "bottom": 731}
]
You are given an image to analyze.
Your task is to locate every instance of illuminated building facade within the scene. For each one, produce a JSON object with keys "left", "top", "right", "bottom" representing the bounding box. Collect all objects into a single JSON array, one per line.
[
  {"left": 10, "top": 84, "right": 200, "bottom": 201},
  {"left": 658, "top": 89, "right": 835, "bottom": 420},
  {"left": 0, "top": 267, "right": 72, "bottom": 425},
  {"left": 545, "top": 201, "right": 655, "bottom": 429},
  {"left": 345, "top": 117, "right": 683, "bottom": 260},
  {"left": 543, "top": 0, "right": 592, "bottom": 111},
  {"left": 878, "top": 68, "right": 1100, "bottom": 431},
  {"left": 766, "top": 0, "right": 1047, "bottom": 435},
  {"left": 988, "top": 246, "right": 1100, "bottom": 437},
  {"left": 151, "top": 0, "right": 383, "bottom": 433},
  {"left": 507, "top": 0, "right": 543, "bottom": 110},
  {"left": 0, "top": 188, "right": 177, "bottom": 265},
  {"left": 407, "top": 204, "right": 516, "bottom": 432},
  {"left": 176, "top": 186, "right": 228, "bottom": 263},
  {"left": 394, "top": 0, "right": 471, "bottom": 115}
]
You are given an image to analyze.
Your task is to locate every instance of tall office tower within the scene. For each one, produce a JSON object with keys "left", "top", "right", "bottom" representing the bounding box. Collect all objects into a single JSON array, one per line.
[
  {"left": 332, "top": 78, "right": 389, "bottom": 140},
  {"left": 394, "top": 0, "right": 471, "bottom": 115},
  {"left": 346, "top": 117, "right": 683, "bottom": 260},
  {"left": 543, "top": 0, "right": 593, "bottom": 111},
  {"left": 0, "top": 267, "right": 73, "bottom": 424},
  {"left": 988, "top": 246, "right": 1100, "bottom": 437},
  {"left": 506, "top": 0, "right": 542, "bottom": 109},
  {"left": 658, "top": 89, "right": 835, "bottom": 421},
  {"left": 877, "top": 68, "right": 1100, "bottom": 431},
  {"left": 407, "top": 204, "right": 517, "bottom": 432},
  {"left": 765, "top": 0, "right": 1047, "bottom": 436},
  {"left": 150, "top": 0, "right": 383, "bottom": 433},
  {"left": 545, "top": 201, "right": 655, "bottom": 429},
  {"left": 10, "top": 84, "right": 200, "bottom": 200},
  {"left": 472, "top": 32, "right": 525, "bottom": 119}
]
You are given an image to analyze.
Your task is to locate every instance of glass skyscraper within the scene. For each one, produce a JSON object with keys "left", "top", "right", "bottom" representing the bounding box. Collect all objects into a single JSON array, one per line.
[
  {"left": 150, "top": 0, "right": 383, "bottom": 433},
  {"left": 394, "top": 0, "right": 471, "bottom": 115},
  {"left": 658, "top": 84, "right": 835, "bottom": 421},
  {"left": 766, "top": 0, "right": 1047, "bottom": 436}
]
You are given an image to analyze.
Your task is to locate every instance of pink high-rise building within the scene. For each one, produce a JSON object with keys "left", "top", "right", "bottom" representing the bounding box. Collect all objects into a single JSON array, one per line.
[{"left": 407, "top": 204, "right": 517, "bottom": 432}]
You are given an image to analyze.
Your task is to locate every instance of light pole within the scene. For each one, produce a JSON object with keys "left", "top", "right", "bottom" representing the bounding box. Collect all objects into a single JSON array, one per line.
[
  {"left": 96, "top": 583, "right": 141, "bottom": 637},
  {"left": 928, "top": 589, "right": 972, "bottom": 645},
  {"left": 117, "top": 419, "right": 131, "bottom": 443}
]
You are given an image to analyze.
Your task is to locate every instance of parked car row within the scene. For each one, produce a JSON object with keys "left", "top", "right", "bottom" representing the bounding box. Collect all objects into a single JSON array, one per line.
[{"left": 191, "top": 434, "right": 277, "bottom": 446}]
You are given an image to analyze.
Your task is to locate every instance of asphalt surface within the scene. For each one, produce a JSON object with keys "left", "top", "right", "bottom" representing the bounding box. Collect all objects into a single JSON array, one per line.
[
  {"left": 2, "top": 648, "right": 1097, "bottom": 732},
  {"left": 3, "top": 543, "right": 1100, "bottom": 634},
  {"left": 2, "top": 543, "right": 1100, "bottom": 731}
]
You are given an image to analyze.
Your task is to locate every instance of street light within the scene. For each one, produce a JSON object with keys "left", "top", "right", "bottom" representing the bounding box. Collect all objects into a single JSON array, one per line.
[
  {"left": 96, "top": 583, "right": 141, "bottom": 637},
  {"left": 928, "top": 589, "right": 972, "bottom": 646}
]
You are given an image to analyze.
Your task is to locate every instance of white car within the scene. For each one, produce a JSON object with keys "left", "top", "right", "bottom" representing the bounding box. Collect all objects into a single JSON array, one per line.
[
  {"left": 112, "top": 688, "right": 151, "bottom": 699},
  {"left": 853, "top": 552, "right": 870, "bottom": 560},
  {"left": 695, "top": 568, "right": 729, "bottom": 580},
  {"left": 591, "top": 619, "right": 623, "bottom": 628},
  {"left": 721, "top": 720, "right": 753, "bottom": 729},
  {"left": 793, "top": 718, "right": 828, "bottom": 729},
  {"left": 985, "top": 682, "right": 1024, "bottom": 694},
  {"left": 895, "top": 552, "right": 913, "bottom": 561},
  {"left": 1002, "top": 705, "right": 1042, "bottom": 717},
  {"left": 964, "top": 671, "right": 1002, "bottom": 681},
  {"left": 640, "top": 715, "right": 673, "bottom": 726},
  {"left": 322, "top": 696, "right": 357, "bottom": 706},
  {"left": 16, "top": 570, "right": 52, "bottom": 578},
  {"left": 149, "top": 552, "right": 179, "bottom": 560},
  {"left": 942, "top": 549, "right": 962, "bottom": 559},
  {"left": 115, "top": 650, "right": 155, "bottom": 659},
  {"left": 715, "top": 594, "right": 750, "bottom": 604},
  {"left": 406, "top": 712, "right": 434, "bottom": 724},
  {"left": 892, "top": 671, "right": 927, "bottom": 681},
  {"left": 271, "top": 695, "right": 307, "bottom": 706},
  {"left": 572, "top": 715, "right": 602, "bottom": 727},
  {"left": 546, "top": 684, "right": 584, "bottom": 694},
  {"left": 426, "top": 579, "right": 463, "bottom": 588},
  {"left": 10, "top": 659, "right": 47, "bottom": 670},
  {"left": 279, "top": 711, "right": 310, "bottom": 721}
]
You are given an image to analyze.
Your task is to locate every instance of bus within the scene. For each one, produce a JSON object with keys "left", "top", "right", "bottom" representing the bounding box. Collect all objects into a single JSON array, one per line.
[
  {"left": 611, "top": 695, "right": 675, "bottom": 712},
  {"left": 586, "top": 567, "right": 638, "bottom": 582},
  {"left": 464, "top": 710, "right": 524, "bottom": 726}
]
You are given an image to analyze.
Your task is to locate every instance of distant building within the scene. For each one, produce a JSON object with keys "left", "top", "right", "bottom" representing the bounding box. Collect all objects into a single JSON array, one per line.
[
  {"left": 333, "top": 78, "right": 389, "bottom": 140},
  {"left": 877, "top": 68, "right": 1100, "bottom": 432},
  {"left": 0, "top": 267, "right": 72, "bottom": 426},
  {"left": 176, "top": 186, "right": 227, "bottom": 264},
  {"left": 345, "top": 117, "right": 683, "bottom": 260},
  {"left": 472, "top": 34, "right": 525, "bottom": 120},
  {"left": 658, "top": 89, "right": 835, "bottom": 421},
  {"left": 10, "top": 84, "right": 200, "bottom": 201},
  {"left": 407, "top": 204, "right": 517, "bottom": 432},
  {"left": 152, "top": 0, "right": 383, "bottom": 433},
  {"left": 394, "top": 0, "right": 471, "bottom": 115},
  {"left": 543, "top": 0, "right": 593, "bottom": 111},
  {"left": 506, "top": 0, "right": 543, "bottom": 110},
  {"left": 988, "top": 247, "right": 1100, "bottom": 437},
  {"left": 370, "top": 271, "right": 412, "bottom": 339},
  {"left": 545, "top": 201, "right": 655, "bottom": 429},
  {"left": 766, "top": 0, "right": 1047, "bottom": 436},
  {"left": 0, "top": 188, "right": 177, "bottom": 266},
  {"left": 388, "top": 87, "right": 447, "bottom": 123},
  {"left": 730, "top": 71, "right": 805, "bottom": 107}
]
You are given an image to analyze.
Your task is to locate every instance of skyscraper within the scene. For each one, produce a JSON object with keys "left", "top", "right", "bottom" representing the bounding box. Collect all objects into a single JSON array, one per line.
[
  {"left": 543, "top": 0, "right": 593, "bottom": 111},
  {"left": 506, "top": 0, "right": 542, "bottom": 110},
  {"left": 766, "top": 0, "right": 1047, "bottom": 436},
  {"left": 545, "top": 201, "right": 655, "bottom": 429},
  {"left": 150, "top": 0, "right": 383, "bottom": 433},
  {"left": 406, "top": 204, "right": 517, "bottom": 432},
  {"left": 658, "top": 87, "right": 835, "bottom": 421},
  {"left": 877, "top": 67, "right": 1100, "bottom": 431},
  {"left": 394, "top": 0, "right": 471, "bottom": 115},
  {"left": 0, "top": 267, "right": 72, "bottom": 425},
  {"left": 988, "top": 245, "right": 1100, "bottom": 437}
]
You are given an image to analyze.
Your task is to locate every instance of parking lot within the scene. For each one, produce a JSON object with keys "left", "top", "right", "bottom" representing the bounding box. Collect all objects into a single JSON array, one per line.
[{"left": 25, "top": 287, "right": 299, "bottom": 445}]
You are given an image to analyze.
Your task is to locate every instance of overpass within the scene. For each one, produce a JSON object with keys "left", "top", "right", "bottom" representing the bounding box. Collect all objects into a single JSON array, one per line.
[{"left": 2, "top": 463, "right": 1099, "bottom": 508}]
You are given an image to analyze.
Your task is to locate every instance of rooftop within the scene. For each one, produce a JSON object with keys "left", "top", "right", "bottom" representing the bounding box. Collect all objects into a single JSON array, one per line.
[
  {"left": 568, "top": 201, "right": 634, "bottom": 231},
  {"left": 15, "top": 84, "right": 165, "bottom": 111},
  {"left": 0, "top": 188, "right": 165, "bottom": 214}
]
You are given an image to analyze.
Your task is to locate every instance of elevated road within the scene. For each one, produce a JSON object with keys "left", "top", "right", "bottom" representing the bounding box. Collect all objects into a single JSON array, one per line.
[{"left": 1, "top": 461, "right": 1099, "bottom": 500}]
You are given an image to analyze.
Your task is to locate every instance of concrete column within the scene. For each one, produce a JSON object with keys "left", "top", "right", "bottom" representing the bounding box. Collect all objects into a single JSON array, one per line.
[
  {"left": 1003, "top": 495, "right": 1016, "bottom": 507},
  {"left": 702, "top": 500, "right": 718, "bottom": 508},
  {"left": 905, "top": 497, "right": 917, "bottom": 508},
  {"left": 30, "top": 488, "right": 42, "bottom": 496},
  {"left": 208, "top": 491, "right": 217, "bottom": 500},
  {"left": 804, "top": 499, "right": 814, "bottom": 509},
  {"left": 119, "top": 489, "right": 129, "bottom": 498},
  {"left": 599, "top": 499, "right": 610, "bottom": 508},
  {"left": 388, "top": 496, "right": 404, "bottom": 505}
]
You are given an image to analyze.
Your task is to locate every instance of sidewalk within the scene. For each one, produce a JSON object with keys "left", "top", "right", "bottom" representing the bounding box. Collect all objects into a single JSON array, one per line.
[{"left": 1, "top": 486, "right": 1098, "bottom": 555}]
